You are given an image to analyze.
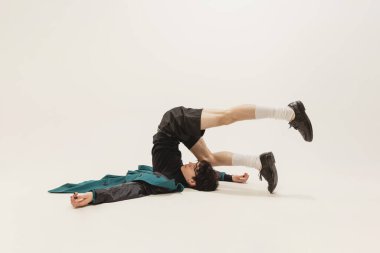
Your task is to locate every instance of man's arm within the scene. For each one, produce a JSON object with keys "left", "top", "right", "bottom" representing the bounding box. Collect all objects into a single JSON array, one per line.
[
  {"left": 89, "top": 181, "right": 151, "bottom": 205},
  {"left": 215, "top": 170, "right": 250, "bottom": 183},
  {"left": 70, "top": 181, "right": 169, "bottom": 208}
]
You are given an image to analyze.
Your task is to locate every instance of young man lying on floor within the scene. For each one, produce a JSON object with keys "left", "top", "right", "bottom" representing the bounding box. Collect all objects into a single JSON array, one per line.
[{"left": 52, "top": 101, "right": 312, "bottom": 208}]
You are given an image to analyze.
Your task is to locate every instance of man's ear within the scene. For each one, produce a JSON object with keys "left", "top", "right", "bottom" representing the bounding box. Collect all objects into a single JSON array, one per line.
[{"left": 189, "top": 178, "right": 196, "bottom": 187}]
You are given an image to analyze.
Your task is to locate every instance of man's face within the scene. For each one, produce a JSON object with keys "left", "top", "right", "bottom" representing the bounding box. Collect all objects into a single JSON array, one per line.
[{"left": 184, "top": 161, "right": 200, "bottom": 178}]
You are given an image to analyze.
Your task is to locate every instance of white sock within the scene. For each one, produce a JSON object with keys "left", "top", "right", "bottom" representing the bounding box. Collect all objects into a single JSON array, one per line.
[
  {"left": 255, "top": 105, "right": 295, "bottom": 122},
  {"left": 232, "top": 153, "right": 262, "bottom": 171}
]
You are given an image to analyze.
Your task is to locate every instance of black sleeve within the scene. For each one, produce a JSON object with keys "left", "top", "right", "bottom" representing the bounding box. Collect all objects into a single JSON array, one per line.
[
  {"left": 215, "top": 170, "right": 233, "bottom": 182},
  {"left": 89, "top": 181, "right": 175, "bottom": 205},
  {"left": 89, "top": 181, "right": 151, "bottom": 205}
]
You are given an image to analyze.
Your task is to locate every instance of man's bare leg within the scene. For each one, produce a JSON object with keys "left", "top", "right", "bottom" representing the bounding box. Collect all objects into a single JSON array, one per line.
[
  {"left": 200, "top": 104, "right": 295, "bottom": 130},
  {"left": 189, "top": 138, "right": 250, "bottom": 183},
  {"left": 200, "top": 102, "right": 315, "bottom": 143},
  {"left": 200, "top": 105, "right": 256, "bottom": 130},
  {"left": 190, "top": 138, "right": 262, "bottom": 171}
]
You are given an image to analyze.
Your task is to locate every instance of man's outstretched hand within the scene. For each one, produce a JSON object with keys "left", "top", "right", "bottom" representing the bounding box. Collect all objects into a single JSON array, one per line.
[
  {"left": 232, "top": 173, "right": 250, "bottom": 183},
  {"left": 70, "top": 192, "right": 93, "bottom": 208}
]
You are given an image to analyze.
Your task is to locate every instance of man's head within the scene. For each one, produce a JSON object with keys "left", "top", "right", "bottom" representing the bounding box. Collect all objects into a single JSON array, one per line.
[{"left": 181, "top": 160, "right": 218, "bottom": 191}]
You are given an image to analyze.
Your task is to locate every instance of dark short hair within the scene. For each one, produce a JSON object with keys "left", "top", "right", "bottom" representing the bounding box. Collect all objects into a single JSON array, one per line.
[{"left": 192, "top": 160, "right": 218, "bottom": 191}]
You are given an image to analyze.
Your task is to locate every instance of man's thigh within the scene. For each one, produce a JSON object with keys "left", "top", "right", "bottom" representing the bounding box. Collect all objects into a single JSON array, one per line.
[
  {"left": 200, "top": 108, "right": 228, "bottom": 130},
  {"left": 190, "top": 137, "right": 213, "bottom": 161}
]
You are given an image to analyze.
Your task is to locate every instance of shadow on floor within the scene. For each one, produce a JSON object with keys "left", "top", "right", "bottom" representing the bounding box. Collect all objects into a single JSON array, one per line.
[{"left": 214, "top": 185, "right": 315, "bottom": 200}]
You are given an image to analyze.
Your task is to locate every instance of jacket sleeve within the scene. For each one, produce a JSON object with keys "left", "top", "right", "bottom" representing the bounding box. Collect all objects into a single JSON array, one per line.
[
  {"left": 89, "top": 181, "right": 173, "bottom": 205},
  {"left": 215, "top": 170, "right": 233, "bottom": 182}
]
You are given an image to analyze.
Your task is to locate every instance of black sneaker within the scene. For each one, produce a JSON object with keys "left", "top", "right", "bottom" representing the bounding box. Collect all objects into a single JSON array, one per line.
[
  {"left": 288, "top": 101, "right": 313, "bottom": 142},
  {"left": 259, "top": 152, "right": 278, "bottom": 194}
]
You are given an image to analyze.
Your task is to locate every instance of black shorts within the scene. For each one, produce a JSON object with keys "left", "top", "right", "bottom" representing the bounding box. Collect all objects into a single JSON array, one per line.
[{"left": 153, "top": 106, "right": 205, "bottom": 150}]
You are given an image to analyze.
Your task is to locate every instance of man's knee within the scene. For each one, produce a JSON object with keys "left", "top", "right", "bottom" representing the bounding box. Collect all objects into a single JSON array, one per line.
[{"left": 200, "top": 153, "right": 217, "bottom": 166}]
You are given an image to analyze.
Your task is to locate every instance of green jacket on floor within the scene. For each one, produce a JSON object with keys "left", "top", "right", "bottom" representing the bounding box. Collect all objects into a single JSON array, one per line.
[{"left": 48, "top": 165, "right": 185, "bottom": 193}]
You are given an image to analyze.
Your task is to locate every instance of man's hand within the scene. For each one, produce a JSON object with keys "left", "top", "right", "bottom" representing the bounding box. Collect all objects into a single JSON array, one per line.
[
  {"left": 232, "top": 173, "right": 249, "bottom": 183},
  {"left": 70, "top": 192, "right": 93, "bottom": 208}
]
